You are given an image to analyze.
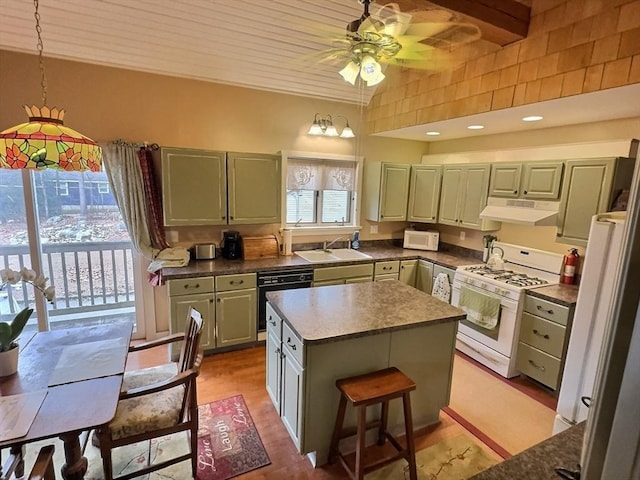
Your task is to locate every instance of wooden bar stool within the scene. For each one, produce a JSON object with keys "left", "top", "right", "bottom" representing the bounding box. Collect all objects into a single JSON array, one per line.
[{"left": 328, "top": 367, "right": 417, "bottom": 480}]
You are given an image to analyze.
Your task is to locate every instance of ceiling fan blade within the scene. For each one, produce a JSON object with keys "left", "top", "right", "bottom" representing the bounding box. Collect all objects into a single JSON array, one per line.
[{"left": 406, "top": 22, "right": 482, "bottom": 48}]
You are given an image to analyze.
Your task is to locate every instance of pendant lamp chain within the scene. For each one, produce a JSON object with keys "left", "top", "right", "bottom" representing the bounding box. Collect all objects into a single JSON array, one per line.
[{"left": 34, "top": 0, "right": 47, "bottom": 105}]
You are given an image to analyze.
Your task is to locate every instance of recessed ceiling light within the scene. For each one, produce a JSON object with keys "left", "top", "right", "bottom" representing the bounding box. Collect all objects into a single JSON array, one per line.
[
  {"left": 467, "top": 125, "right": 484, "bottom": 130},
  {"left": 522, "top": 115, "right": 543, "bottom": 122},
  {"left": 426, "top": 131, "right": 440, "bottom": 136}
]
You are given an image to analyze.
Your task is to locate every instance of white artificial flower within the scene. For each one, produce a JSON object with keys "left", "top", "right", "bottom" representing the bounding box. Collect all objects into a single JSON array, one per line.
[
  {"left": 44, "top": 286, "right": 56, "bottom": 302},
  {"left": 32, "top": 275, "right": 49, "bottom": 289},
  {"left": 20, "top": 267, "right": 38, "bottom": 282},
  {"left": 0, "top": 268, "right": 21, "bottom": 285}
]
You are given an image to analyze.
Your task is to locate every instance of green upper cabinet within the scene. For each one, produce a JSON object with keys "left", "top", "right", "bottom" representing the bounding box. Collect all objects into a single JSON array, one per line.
[
  {"left": 227, "top": 152, "right": 281, "bottom": 224},
  {"left": 489, "top": 161, "right": 563, "bottom": 200},
  {"left": 161, "top": 148, "right": 227, "bottom": 226},
  {"left": 557, "top": 157, "right": 635, "bottom": 245},
  {"left": 521, "top": 162, "right": 564, "bottom": 200},
  {"left": 407, "top": 165, "right": 442, "bottom": 223},
  {"left": 365, "top": 162, "right": 411, "bottom": 222},
  {"left": 439, "top": 163, "right": 499, "bottom": 231},
  {"left": 489, "top": 163, "right": 522, "bottom": 198}
]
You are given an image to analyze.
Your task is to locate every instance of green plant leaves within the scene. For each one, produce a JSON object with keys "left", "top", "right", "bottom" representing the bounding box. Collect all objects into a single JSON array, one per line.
[{"left": 0, "top": 307, "right": 33, "bottom": 352}]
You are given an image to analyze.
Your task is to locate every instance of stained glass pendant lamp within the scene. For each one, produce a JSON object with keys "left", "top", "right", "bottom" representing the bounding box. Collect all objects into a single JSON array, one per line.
[{"left": 0, "top": 0, "right": 102, "bottom": 172}]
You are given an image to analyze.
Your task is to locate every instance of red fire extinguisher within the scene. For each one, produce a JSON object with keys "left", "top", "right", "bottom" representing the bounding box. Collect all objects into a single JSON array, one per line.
[{"left": 561, "top": 248, "right": 580, "bottom": 284}]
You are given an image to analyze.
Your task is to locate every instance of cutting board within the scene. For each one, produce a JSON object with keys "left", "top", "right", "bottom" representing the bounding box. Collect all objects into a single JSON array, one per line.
[{"left": 241, "top": 235, "right": 280, "bottom": 260}]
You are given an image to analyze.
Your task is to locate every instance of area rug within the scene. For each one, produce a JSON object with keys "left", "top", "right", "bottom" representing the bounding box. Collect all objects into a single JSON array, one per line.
[
  {"left": 10, "top": 395, "right": 270, "bottom": 480},
  {"left": 366, "top": 433, "right": 501, "bottom": 480}
]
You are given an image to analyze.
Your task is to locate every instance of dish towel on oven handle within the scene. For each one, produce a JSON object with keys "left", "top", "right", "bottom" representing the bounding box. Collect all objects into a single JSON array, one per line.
[
  {"left": 431, "top": 272, "right": 451, "bottom": 303},
  {"left": 458, "top": 286, "right": 500, "bottom": 330}
]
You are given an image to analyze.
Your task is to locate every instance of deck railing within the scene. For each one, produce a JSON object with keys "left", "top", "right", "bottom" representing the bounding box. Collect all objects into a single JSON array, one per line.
[{"left": 0, "top": 241, "right": 135, "bottom": 318}]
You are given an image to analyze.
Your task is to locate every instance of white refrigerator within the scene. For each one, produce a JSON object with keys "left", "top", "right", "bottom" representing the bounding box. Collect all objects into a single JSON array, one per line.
[{"left": 553, "top": 212, "right": 627, "bottom": 434}]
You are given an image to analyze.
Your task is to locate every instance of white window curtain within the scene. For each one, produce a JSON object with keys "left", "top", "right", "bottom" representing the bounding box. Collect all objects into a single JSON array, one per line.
[
  {"left": 102, "top": 141, "right": 188, "bottom": 272},
  {"left": 287, "top": 159, "right": 355, "bottom": 191}
]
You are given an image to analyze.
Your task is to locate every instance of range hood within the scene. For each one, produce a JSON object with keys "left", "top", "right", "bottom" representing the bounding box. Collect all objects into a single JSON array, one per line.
[{"left": 480, "top": 197, "right": 560, "bottom": 226}]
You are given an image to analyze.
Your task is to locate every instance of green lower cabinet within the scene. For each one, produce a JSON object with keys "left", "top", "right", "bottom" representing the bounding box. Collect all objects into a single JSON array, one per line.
[
  {"left": 399, "top": 260, "right": 417, "bottom": 285},
  {"left": 169, "top": 292, "right": 214, "bottom": 360},
  {"left": 215, "top": 288, "right": 257, "bottom": 348},
  {"left": 281, "top": 345, "right": 304, "bottom": 449},
  {"left": 416, "top": 260, "right": 434, "bottom": 294}
]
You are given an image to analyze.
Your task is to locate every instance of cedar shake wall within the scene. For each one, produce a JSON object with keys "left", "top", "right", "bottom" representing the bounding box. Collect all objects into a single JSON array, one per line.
[{"left": 366, "top": 0, "right": 640, "bottom": 134}]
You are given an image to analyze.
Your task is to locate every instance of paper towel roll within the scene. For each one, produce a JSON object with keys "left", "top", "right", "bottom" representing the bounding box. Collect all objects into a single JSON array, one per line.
[{"left": 283, "top": 229, "right": 293, "bottom": 256}]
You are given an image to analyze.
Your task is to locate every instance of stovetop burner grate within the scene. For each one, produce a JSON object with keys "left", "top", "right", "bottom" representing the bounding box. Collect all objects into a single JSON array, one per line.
[{"left": 462, "top": 265, "right": 550, "bottom": 287}]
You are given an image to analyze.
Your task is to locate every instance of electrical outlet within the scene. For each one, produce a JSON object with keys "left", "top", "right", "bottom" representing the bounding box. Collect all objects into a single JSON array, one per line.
[
  {"left": 460, "top": 231, "right": 466, "bottom": 241},
  {"left": 370, "top": 225, "right": 378, "bottom": 234},
  {"left": 167, "top": 230, "right": 179, "bottom": 243}
]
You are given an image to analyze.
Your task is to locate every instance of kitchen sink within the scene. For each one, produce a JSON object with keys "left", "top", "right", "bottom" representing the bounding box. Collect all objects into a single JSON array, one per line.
[{"left": 294, "top": 249, "right": 372, "bottom": 263}]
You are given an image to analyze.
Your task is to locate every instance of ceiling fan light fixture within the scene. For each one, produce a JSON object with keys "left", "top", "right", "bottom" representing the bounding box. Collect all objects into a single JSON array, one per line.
[
  {"left": 359, "top": 55, "right": 385, "bottom": 86},
  {"left": 339, "top": 61, "right": 360, "bottom": 85}
]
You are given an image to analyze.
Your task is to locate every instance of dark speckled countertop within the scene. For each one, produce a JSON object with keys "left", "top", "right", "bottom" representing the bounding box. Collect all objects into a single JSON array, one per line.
[
  {"left": 161, "top": 244, "right": 578, "bottom": 306},
  {"left": 471, "top": 422, "right": 584, "bottom": 480},
  {"left": 526, "top": 284, "right": 579, "bottom": 307},
  {"left": 266, "top": 280, "right": 466, "bottom": 344},
  {"left": 161, "top": 245, "right": 480, "bottom": 280}
]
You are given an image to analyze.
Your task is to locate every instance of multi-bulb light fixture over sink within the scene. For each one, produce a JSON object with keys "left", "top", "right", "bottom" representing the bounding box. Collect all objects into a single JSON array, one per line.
[{"left": 307, "top": 114, "right": 355, "bottom": 138}]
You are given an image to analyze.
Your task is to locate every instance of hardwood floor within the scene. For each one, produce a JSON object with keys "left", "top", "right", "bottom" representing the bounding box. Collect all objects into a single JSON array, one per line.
[{"left": 128, "top": 343, "right": 555, "bottom": 479}]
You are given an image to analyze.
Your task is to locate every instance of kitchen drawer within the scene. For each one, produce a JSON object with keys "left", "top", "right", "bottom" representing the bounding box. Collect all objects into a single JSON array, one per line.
[
  {"left": 516, "top": 342, "right": 562, "bottom": 389},
  {"left": 167, "top": 276, "right": 215, "bottom": 296},
  {"left": 524, "top": 295, "right": 570, "bottom": 326},
  {"left": 375, "top": 260, "right": 400, "bottom": 276},
  {"left": 375, "top": 273, "right": 399, "bottom": 282},
  {"left": 520, "top": 312, "right": 566, "bottom": 358},
  {"left": 313, "top": 263, "right": 373, "bottom": 282},
  {"left": 282, "top": 321, "right": 304, "bottom": 366},
  {"left": 216, "top": 272, "right": 256, "bottom": 292},
  {"left": 266, "top": 301, "right": 282, "bottom": 340}
]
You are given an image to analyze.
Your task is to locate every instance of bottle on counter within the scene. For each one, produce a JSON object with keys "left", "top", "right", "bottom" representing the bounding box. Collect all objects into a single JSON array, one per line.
[{"left": 351, "top": 231, "right": 360, "bottom": 250}]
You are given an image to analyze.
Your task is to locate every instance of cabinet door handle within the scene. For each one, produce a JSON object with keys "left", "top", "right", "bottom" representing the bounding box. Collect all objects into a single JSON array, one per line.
[
  {"left": 528, "top": 359, "right": 546, "bottom": 371},
  {"left": 184, "top": 283, "right": 200, "bottom": 289},
  {"left": 286, "top": 338, "right": 297, "bottom": 350},
  {"left": 514, "top": 190, "right": 518, "bottom": 194},
  {"left": 222, "top": 216, "right": 226, "bottom": 220},
  {"left": 533, "top": 329, "right": 550, "bottom": 339},
  {"left": 383, "top": 266, "right": 391, "bottom": 271},
  {"left": 230, "top": 216, "right": 234, "bottom": 220},
  {"left": 216, "top": 298, "right": 221, "bottom": 303},
  {"left": 536, "top": 305, "right": 554, "bottom": 315},
  {"left": 230, "top": 279, "right": 244, "bottom": 285},
  {"left": 523, "top": 190, "right": 528, "bottom": 195}
]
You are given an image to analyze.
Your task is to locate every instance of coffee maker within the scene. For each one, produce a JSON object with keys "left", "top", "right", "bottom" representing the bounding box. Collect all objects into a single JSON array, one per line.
[{"left": 221, "top": 231, "right": 242, "bottom": 259}]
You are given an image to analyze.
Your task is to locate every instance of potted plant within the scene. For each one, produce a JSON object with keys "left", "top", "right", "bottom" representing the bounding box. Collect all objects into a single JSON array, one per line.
[{"left": 0, "top": 267, "right": 55, "bottom": 376}]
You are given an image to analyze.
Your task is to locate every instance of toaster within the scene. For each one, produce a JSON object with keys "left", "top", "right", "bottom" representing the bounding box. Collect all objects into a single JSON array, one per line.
[{"left": 194, "top": 243, "right": 217, "bottom": 260}]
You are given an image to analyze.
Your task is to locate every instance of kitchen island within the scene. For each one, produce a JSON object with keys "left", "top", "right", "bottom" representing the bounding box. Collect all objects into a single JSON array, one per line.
[{"left": 265, "top": 280, "right": 465, "bottom": 466}]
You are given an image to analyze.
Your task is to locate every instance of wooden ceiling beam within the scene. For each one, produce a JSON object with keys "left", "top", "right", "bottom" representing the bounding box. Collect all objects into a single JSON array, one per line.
[{"left": 387, "top": 0, "right": 531, "bottom": 46}]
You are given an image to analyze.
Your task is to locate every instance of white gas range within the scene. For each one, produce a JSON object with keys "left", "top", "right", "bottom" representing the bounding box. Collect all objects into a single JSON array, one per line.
[{"left": 452, "top": 242, "right": 565, "bottom": 378}]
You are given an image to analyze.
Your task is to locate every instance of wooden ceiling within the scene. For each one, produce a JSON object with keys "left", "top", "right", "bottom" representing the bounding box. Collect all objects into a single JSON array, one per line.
[{"left": 0, "top": 0, "right": 532, "bottom": 106}]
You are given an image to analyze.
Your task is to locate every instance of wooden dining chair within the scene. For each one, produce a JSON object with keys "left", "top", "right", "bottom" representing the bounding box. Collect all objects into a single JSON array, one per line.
[
  {"left": 1, "top": 445, "right": 56, "bottom": 480},
  {"left": 95, "top": 307, "right": 204, "bottom": 480}
]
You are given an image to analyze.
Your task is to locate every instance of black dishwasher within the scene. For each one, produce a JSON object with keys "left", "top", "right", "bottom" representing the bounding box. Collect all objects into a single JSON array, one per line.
[{"left": 257, "top": 268, "right": 314, "bottom": 334}]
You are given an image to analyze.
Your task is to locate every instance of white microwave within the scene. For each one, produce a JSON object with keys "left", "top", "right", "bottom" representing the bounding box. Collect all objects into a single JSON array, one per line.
[{"left": 403, "top": 229, "right": 439, "bottom": 251}]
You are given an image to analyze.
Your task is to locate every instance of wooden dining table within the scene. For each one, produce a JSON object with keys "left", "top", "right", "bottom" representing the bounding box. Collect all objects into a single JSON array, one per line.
[{"left": 0, "top": 321, "right": 133, "bottom": 480}]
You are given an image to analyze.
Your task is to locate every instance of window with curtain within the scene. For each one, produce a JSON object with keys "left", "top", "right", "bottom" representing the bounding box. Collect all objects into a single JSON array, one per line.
[{"left": 286, "top": 157, "right": 358, "bottom": 227}]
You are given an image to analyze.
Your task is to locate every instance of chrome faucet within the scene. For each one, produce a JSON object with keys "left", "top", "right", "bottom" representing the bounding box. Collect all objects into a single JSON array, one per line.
[{"left": 323, "top": 236, "right": 344, "bottom": 252}]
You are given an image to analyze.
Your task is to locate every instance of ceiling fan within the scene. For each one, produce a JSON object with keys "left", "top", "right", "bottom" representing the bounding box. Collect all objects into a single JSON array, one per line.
[{"left": 315, "top": 0, "right": 482, "bottom": 87}]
